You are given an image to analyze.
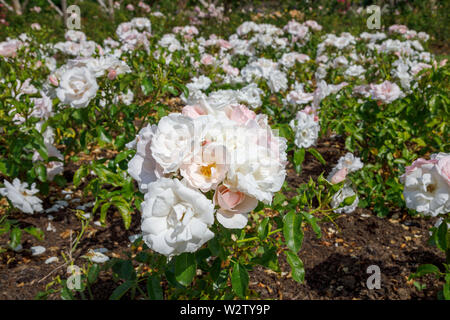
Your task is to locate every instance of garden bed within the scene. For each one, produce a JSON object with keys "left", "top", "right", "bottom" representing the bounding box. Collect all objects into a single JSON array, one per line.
[{"left": 0, "top": 136, "right": 444, "bottom": 300}]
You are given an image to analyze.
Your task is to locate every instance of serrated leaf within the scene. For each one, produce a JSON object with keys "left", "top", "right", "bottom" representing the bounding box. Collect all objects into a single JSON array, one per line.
[
  {"left": 283, "top": 211, "right": 303, "bottom": 253},
  {"left": 23, "top": 226, "right": 44, "bottom": 241},
  {"left": 10, "top": 227, "right": 22, "bottom": 249},
  {"left": 147, "top": 275, "right": 163, "bottom": 300},
  {"left": 88, "top": 264, "right": 100, "bottom": 284},
  {"left": 231, "top": 262, "right": 249, "bottom": 298},
  {"left": 307, "top": 148, "right": 326, "bottom": 165},
  {"left": 175, "top": 253, "right": 196, "bottom": 287},
  {"left": 109, "top": 280, "right": 134, "bottom": 300},
  {"left": 257, "top": 218, "right": 270, "bottom": 241},
  {"left": 411, "top": 264, "right": 440, "bottom": 278},
  {"left": 285, "top": 251, "right": 305, "bottom": 283}
]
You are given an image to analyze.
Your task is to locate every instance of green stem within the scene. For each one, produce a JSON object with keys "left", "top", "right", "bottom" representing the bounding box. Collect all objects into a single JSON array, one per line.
[{"left": 236, "top": 228, "right": 282, "bottom": 244}]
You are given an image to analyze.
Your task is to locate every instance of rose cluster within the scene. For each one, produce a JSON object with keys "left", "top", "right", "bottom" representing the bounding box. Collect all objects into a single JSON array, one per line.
[{"left": 127, "top": 96, "right": 287, "bottom": 257}]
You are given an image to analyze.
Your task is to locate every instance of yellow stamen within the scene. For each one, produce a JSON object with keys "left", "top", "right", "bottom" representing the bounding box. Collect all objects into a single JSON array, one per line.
[{"left": 200, "top": 163, "right": 216, "bottom": 178}]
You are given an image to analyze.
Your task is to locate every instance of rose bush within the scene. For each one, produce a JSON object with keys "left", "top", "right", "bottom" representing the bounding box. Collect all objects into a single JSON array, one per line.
[{"left": 0, "top": 1, "right": 448, "bottom": 300}]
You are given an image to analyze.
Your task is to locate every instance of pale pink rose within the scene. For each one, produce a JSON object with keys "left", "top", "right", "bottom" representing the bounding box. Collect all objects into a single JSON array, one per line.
[
  {"left": 200, "top": 54, "right": 214, "bottom": 65},
  {"left": 218, "top": 39, "right": 232, "bottom": 49},
  {"left": 404, "top": 158, "right": 438, "bottom": 175},
  {"left": 49, "top": 75, "right": 59, "bottom": 86},
  {"left": 31, "top": 6, "right": 41, "bottom": 13},
  {"left": 126, "top": 4, "right": 134, "bottom": 11},
  {"left": 227, "top": 104, "right": 256, "bottom": 125},
  {"left": 214, "top": 185, "right": 258, "bottom": 229},
  {"left": 331, "top": 167, "right": 348, "bottom": 184},
  {"left": 304, "top": 20, "right": 322, "bottom": 31},
  {"left": 31, "top": 23, "right": 41, "bottom": 30},
  {"left": 389, "top": 24, "right": 408, "bottom": 34},
  {"left": 411, "top": 63, "right": 432, "bottom": 76},
  {"left": 107, "top": 69, "right": 117, "bottom": 80},
  {"left": 440, "top": 59, "right": 447, "bottom": 67},
  {"left": 436, "top": 156, "right": 450, "bottom": 186},
  {"left": 369, "top": 80, "right": 404, "bottom": 104},
  {"left": 138, "top": 1, "right": 151, "bottom": 12},
  {"left": 223, "top": 64, "right": 239, "bottom": 76},
  {"left": 182, "top": 105, "right": 206, "bottom": 119},
  {"left": 96, "top": 45, "right": 104, "bottom": 55},
  {"left": 180, "top": 144, "right": 229, "bottom": 192},
  {"left": 300, "top": 106, "right": 319, "bottom": 122},
  {"left": 0, "top": 40, "right": 22, "bottom": 58}
]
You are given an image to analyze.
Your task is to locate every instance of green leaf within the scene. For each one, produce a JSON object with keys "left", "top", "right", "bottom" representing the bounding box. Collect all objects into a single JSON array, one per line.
[
  {"left": 23, "top": 226, "right": 44, "bottom": 241},
  {"left": 301, "top": 211, "right": 322, "bottom": 238},
  {"left": 61, "top": 283, "right": 75, "bottom": 300},
  {"left": 109, "top": 280, "right": 134, "bottom": 300},
  {"left": 88, "top": 264, "right": 100, "bottom": 284},
  {"left": 175, "top": 253, "right": 197, "bottom": 286},
  {"left": 112, "top": 199, "right": 132, "bottom": 230},
  {"left": 342, "top": 194, "right": 357, "bottom": 206},
  {"left": 231, "top": 262, "right": 249, "bottom": 298},
  {"left": 35, "top": 164, "right": 47, "bottom": 182},
  {"left": 141, "top": 78, "right": 153, "bottom": 95},
  {"left": 146, "top": 275, "right": 163, "bottom": 300},
  {"left": 283, "top": 211, "right": 303, "bottom": 253},
  {"left": 410, "top": 264, "right": 440, "bottom": 278},
  {"left": 251, "top": 245, "right": 279, "bottom": 272},
  {"left": 112, "top": 260, "right": 136, "bottom": 280},
  {"left": 208, "top": 237, "right": 226, "bottom": 261},
  {"left": 96, "top": 127, "right": 112, "bottom": 144},
  {"left": 257, "top": 218, "right": 270, "bottom": 241},
  {"left": 0, "top": 220, "right": 11, "bottom": 236},
  {"left": 293, "top": 148, "right": 306, "bottom": 173},
  {"left": 285, "top": 251, "right": 305, "bottom": 283},
  {"left": 10, "top": 227, "right": 22, "bottom": 249},
  {"left": 73, "top": 165, "right": 88, "bottom": 187},
  {"left": 272, "top": 192, "right": 286, "bottom": 207},
  {"left": 443, "top": 283, "right": 450, "bottom": 300},
  {"left": 436, "top": 220, "right": 448, "bottom": 252},
  {"left": 307, "top": 148, "right": 326, "bottom": 165}
]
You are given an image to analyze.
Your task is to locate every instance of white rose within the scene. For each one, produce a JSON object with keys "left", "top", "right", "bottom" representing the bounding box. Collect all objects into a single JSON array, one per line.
[
  {"left": 30, "top": 91, "right": 53, "bottom": 119},
  {"left": 206, "top": 89, "right": 239, "bottom": 111},
  {"left": 219, "top": 121, "right": 286, "bottom": 204},
  {"left": 56, "top": 67, "right": 98, "bottom": 108},
  {"left": 268, "top": 70, "right": 288, "bottom": 93},
  {"left": 186, "top": 76, "right": 212, "bottom": 93},
  {"left": 400, "top": 159, "right": 450, "bottom": 216},
  {"left": 150, "top": 114, "right": 195, "bottom": 174},
  {"left": 0, "top": 178, "right": 43, "bottom": 214},
  {"left": 131, "top": 17, "right": 151, "bottom": 32},
  {"left": 327, "top": 152, "right": 363, "bottom": 182},
  {"left": 289, "top": 111, "right": 320, "bottom": 148},
  {"left": 238, "top": 83, "right": 264, "bottom": 108},
  {"left": 331, "top": 185, "right": 359, "bottom": 214},
  {"left": 141, "top": 178, "right": 215, "bottom": 257},
  {"left": 127, "top": 125, "right": 164, "bottom": 192},
  {"left": 225, "top": 143, "right": 286, "bottom": 204}
]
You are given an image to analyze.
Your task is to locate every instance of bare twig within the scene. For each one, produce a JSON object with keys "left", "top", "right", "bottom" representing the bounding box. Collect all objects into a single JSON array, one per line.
[
  {"left": 61, "top": 0, "right": 67, "bottom": 28},
  {"left": 46, "top": 0, "right": 63, "bottom": 16},
  {"left": 11, "top": 0, "right": 21, "bottom": 14},
  {"left": 107, "top": 0, "right": 114, "bottom": 19},
  {"left": 0, "top": 0, "right": 13, "bottom": 11},
  {"left": 96, "top": 0, "right": 107, "bottom": 10}
]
